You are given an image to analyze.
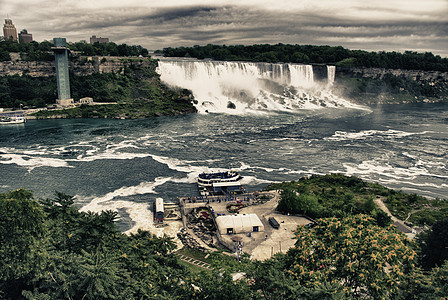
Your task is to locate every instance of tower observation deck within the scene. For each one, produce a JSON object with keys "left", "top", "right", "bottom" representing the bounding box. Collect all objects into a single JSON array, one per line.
[{"left": 52, "top": 38, "right": 73, "bottom": 107}]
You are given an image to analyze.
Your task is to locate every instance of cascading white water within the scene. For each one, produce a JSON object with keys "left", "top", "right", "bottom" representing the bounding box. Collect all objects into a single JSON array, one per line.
[
  {"left": 158, "top": 59, "right": 359, "bottom": 114},
  {"left": 327, "top": 65, "right": 336, "bottom": 86}
]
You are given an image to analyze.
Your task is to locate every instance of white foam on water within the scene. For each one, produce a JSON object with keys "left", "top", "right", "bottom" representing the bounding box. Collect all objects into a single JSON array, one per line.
[
  {"left": 376, "top": 178, "right": 448, "bottom": 190},
  {"left": 326, "top": 129, "right": 429, "bottom": 141},
  {"left": 0, "top": 136, "right": 155, "bottom": 171},
  {"left": 148, "top": 154, "right": 232, "bottom": 184},
  {"left": 0, "top": 152, "right": 71, "bottom": 171},
  {"left": 74, "top": 151, "right": 151, "bottom": 162},
  {"left": 22, "top": 149, "right": 48, "bottom": 155},
  {"left": 241, "top": 175, "right": 276, "bottom": 185},
  {"left": 343, "top": 158, "right": 445, "bottom": 181},
  {"left": 402, "top": 151, "right": 447, "bottom": 171},
  {"left": 79, "top": 177, "right": 183, "bottom": 245},
  {"left": 80, "top": 177, "right": 173, "bottom": 212}
]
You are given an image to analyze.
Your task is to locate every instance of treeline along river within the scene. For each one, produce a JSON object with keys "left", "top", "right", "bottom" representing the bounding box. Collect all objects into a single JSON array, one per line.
[{"left": 0, "top": 103, "right": 447, "bottom": 232}]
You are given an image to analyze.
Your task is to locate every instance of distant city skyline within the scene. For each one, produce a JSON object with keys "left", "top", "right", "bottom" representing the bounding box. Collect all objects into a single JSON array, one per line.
[{"left": 1, "top": 0, "right": 447, "bottom": 57}]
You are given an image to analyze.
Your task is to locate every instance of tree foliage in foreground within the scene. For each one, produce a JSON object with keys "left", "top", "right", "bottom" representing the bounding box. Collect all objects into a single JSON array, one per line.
[
  {"left": 249, "top": 215, "right": 448, "bottom": 299},
  {"left": 1, "top": 187, "right": 448, "bottom": 299},
  {"left": 417, "top": 217, "right": 448, "bottom": 270},
  {"left": 0, "top": 189, "right": 189, "bottom": 299},
  {"left": 286, "top": 215, "right": 416, "bottom": 298}
]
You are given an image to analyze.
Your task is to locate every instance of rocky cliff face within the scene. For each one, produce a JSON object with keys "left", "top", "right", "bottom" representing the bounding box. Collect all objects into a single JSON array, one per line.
[
  {"left": 336, "top": 67, "right": 448, "bottom": 83},
  {"left": 0, "top": 61, "right": 55, "bottom": 77},
  {"left": 2, "top": 57, "right": 447, "bottom": 84},
  {"left": 334, "top": 67, "right": 448, "bottom": 104},
  {"left": 0, "top": 56, "right": 151, "bottom": 77}
]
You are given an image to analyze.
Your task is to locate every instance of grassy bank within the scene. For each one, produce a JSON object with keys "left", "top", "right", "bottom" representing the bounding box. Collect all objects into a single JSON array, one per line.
[{"left": 265, "top": 173, "right": 448, "bottom": 227}]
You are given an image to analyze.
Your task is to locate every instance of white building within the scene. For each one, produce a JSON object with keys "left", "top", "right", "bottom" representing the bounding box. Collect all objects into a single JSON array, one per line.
[
  {"left": 216, "top": 214, "right": 264, "bottom": 235},
  {"left": 78, "top": 97, "right": 93, "bottom": 105}
]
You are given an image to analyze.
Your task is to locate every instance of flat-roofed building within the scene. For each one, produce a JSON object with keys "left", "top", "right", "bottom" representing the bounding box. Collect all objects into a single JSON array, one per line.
[
  {"left": 18, "top": 29, "right": 33, "bottom": 43},
  {"left": 78, "top": 97, "right": 93, "bottom": 105},
  {"left": 90, "top": 35, "right": 109, "bottom": 44}
]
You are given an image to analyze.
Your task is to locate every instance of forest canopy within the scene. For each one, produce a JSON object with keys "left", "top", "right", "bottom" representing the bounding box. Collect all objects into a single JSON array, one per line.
[
  {"left": 0, "top": 39, "right": 149, "bottom": 61},
  {"left": 161, "top": 44, "right": 448, "bottom": 72},
  {"left": 1, "top": 187, "right": 447, "bottom": 299}
]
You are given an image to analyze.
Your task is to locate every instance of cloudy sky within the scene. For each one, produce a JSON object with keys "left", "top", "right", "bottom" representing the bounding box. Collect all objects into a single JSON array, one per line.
[{"left": 2, "top": 0, "right": 448, "bottom": 56}]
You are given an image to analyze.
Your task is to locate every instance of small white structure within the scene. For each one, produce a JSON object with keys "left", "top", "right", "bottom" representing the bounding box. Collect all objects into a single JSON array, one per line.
[
  {"left": 56, "top": 98, "right": 74, "bottom": 107},
  {"left": 216, "top": 214, "right": 264, "bottom": 235},
  {"left": 78, "top": 97, "right": 94, "bottom": 105}
]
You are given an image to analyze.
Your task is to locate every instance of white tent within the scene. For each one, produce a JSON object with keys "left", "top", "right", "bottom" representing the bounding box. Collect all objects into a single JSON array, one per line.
[{"left": 216, "top": 214, "right": 264, "bottom": 235}]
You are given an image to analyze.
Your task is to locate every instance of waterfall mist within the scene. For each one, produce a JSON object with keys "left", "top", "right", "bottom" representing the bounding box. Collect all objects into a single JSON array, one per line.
[{"left": 158, "top": 60, "right": 360, "bottom": 114}]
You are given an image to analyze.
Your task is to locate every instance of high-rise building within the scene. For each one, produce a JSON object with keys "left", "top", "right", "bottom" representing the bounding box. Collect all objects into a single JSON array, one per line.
[
  {"left": 90, "top": 35, "right": 109, "bottom": 44},
  {"left": 52, "top": 38, "right": 73, "bottom": 107},
  {"left": 18, "top": 29, "right": 33, "bottom": 43},
  {"left": 3, "top": 19, "right": 18, "bottom": 42}
]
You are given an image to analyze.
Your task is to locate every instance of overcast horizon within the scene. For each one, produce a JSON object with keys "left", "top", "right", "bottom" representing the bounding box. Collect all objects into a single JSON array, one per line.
[{"left": 2, "top": 0, "right": 447, "bottom": 57}]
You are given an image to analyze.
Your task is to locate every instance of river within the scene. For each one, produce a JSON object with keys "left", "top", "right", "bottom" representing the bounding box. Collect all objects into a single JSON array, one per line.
[{"left": 0, "top": 102, "right": 447, "bottom": 232}]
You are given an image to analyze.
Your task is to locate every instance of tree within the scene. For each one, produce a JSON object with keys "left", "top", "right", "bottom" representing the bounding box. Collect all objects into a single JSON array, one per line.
[
  {"left": 248, "top": 256, "right": 346, "bottom": 299},
  {"left": 285, "top": 214, "right": 417, "bottom": 298},
  {"left": 0, "top": 189, "right": 49, "bottom": 299},
  {"left": 189, "top": 270, "right": 251, "bottom": 300},
  {"left": 418, "top": 217, "right": 448, "bottom": 270},
  {"left": 278, "top": 187, "right": 298, "bottom": 213},
  {"left": 294, "top": 193, "right": 321, "bottom": 218}
]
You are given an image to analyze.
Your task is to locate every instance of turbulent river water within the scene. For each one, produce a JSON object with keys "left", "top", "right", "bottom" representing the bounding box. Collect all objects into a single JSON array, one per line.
[{"left": 1, "top": 103, "right": 447, "bottom": 232}]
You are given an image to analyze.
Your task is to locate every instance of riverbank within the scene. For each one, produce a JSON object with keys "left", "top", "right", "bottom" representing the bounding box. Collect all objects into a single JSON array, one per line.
[{"left": 153, "top": 186, "right": 423, "bottom": 261}]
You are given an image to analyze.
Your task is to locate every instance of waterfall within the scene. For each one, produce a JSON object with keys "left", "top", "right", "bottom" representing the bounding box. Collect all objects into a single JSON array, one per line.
[
  {"left": 158, "top": 59, "right": 358, "bottom": 114},
  {"left": 327, "top": 65, "right": 336, "bottom": 86}
]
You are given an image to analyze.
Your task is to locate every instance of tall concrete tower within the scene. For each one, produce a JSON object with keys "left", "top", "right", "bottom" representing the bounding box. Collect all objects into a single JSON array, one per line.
[
  {"left": 52, "top": 38, "right": 73, "bottom": 107},
  {"left": 3, "top": 19, "right": 18, "bottom": 42}
]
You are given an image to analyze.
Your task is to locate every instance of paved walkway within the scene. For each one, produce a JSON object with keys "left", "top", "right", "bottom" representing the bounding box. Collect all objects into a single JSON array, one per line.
[{"left": 374, "top": 196, "right": 416, "bottom": 238}]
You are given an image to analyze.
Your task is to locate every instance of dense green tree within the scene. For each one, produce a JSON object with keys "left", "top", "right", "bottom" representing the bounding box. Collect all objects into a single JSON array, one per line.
[
  {"left": 0, "top": 189, "right": 49, "bottom": 299},
  {"left": 189, "top": 270, "right": 251, "bottom": 300},
  {"left": 285, "top": 214, "right": 417, "bottom": 298},
  {"left": 0, "top": 48, "right": 10, "bottom": 61},
  {"left": 277, "top": 187, "right": 298, "bottom": 213},
  {"left": 269, "top": 174, "right": 446, "bottom": 226},
  {"left": 69, "top": 41, "right": 148, "bottom": 57},
  {"left": 0, "top": 189, "right": 195, "bottom": 299},
  {"left": 248, "top": 256, "right": 346, "bottom": 299},
  {"left": 417, "top": 218, "right": 448, "bottom": 270}
]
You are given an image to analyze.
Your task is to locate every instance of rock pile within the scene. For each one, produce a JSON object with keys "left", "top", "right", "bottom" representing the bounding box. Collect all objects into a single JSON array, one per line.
[{"left": 177, "top": 228, "right": 207, "bottom": 251}]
